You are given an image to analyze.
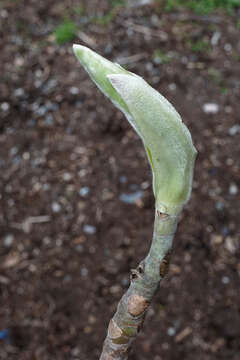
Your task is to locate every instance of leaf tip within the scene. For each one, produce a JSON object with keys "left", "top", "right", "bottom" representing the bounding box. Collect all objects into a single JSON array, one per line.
[{"left": 73, "top": 43, "right": 88, "bottom": 60}]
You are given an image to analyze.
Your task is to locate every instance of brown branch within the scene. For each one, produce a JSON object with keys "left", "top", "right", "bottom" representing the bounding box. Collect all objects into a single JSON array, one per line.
[{"left": 99, "top": 211, "right": 178, "bottom": 360}]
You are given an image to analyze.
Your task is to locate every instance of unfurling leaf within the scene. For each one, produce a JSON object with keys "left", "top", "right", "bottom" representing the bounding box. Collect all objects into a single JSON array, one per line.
[{"left": 73, "top": 44, "right": 197, "bottom": 215}]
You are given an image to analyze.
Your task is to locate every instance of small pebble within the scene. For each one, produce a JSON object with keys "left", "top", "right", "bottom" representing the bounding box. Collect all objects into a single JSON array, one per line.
[
  {"left": 52, "top": 202, "right": 61, "bottom": 213},
  {"left": 43, "top": 79, "right": 58, "bottom": 94},
  {"left": 128, "top": 0, "right": 154, "bottom": 7},
  {"left": 69, "top": 87, "right": 79, "bottom": 95},
  {"left": 44, "top": 114, "right": 54, "bottom": 126},
  {"left": 221, "top": 226, "right": 229, "bottom": 236},
  {"left": 224, "top": 106, "right": 232, "bottom": 113},
  {"left": 14, "top": 88, "right": 25, "bottom": 97},
  {"left": 153, "top": 56, "right": 162, "bottom": 65},
  {"left": 145, "top": 62, "right": 153, "bottom": 72},
  {"left": 1, "top": 102, "right": 10, "bottom": 111},
  {"left": 12, "top": 155, "right": 21, "bottom": 165},
  {"left": 56, "top": 238, "right": 63, "bottom": 247},
  {"left": 120, "top": 190, "right": 143, "bottom": 204},
  {"left": 0, "top": 329, "right": 9, "bottom": 341},
  {"left": 35, "top": 69, "right": 43, "bottom": 77},
  {"left": 34, "top": 80, "right": 42, "bottom": 88},
  {"left": 22, "top": 152, "right": 30, "bottom": 160},
  {"left": 168, "top": 83, "right": 177, "bottom": 91},
  {"left": 79, "top": 186, "right": 90, "bottom": 197},
  {"left": 151, "top": 14, "right": 160, "bottom": 25},
  {"left": 0, "top": 9, "right": 8, "bottom": 18},
  {"left": 43, "top": 237, "right": 51, "bottom": 245},
  {"left": 215, "top": 202, "right": 224, "bottom": 211},
  {"left": 36, "top": 105, "right": 47, "bottom": 116},
  {"left": 29, "top": 264, "right": 37, "bottom": 272},
  {"left": 0, "top": 275, "right": 9, "bottom": 285},
  {"left": 43, "top": 183, "right": 50, "bottom": 191},
  {"left": 62, "top": 172, "right": 72, "bottom": 181},
  {"left": 46, "top": 101, "right": 58, "bottom": 111},
  {"left": 81, "top": 267, "right": 88, "bottom": 277},
  {"left": 120, "top": 175, "right": 127, "bottom": 184},
  {"left": 78, "top": 169, "right": 87, "bottom": 177},
  {"left": 222, "top": 276, "right": 230, "bottom": 284},
  {"left": 224, "top": 43, "right": 232, "bottom": 52},
  {"left": 104, "top": 43, "right": 113, "bottom": 55},
  {"left": 229, "top": 183, "right": 238, "bottom": 195},
  {"left": 83, "top": 224, "right": 96, "bottom": 235},
  {"left": 228, "top": 125, "right": 240, "bottom": 136},
  {"left": 224, "top": 237, "right": 236, "bottom": 254},
  {"left": 211, "top": 31, "right": 221, "bottom": 46},
  {"left": 167, "top": 327, "right": 176, "bottom": 336},
  {"left": 72, "top": 347, "right": 80, "bottom": 356},
  {"left": 203, "top": 103, "right": 219, "bottom": 114},
  {"left": 152, "top": 75, "right": 160, "bottom": 84},
  {"left": 15, "top": 57, "right": 24, "bottom": 67},
  {"left": 141, "top": 181, "right": 150, "bottom": 190},
  {"left": 3, "top": 234, "right": 14, "bottom": 247},
  {"left": 10, "top": 146, "right": 18, "bottom": 156}
]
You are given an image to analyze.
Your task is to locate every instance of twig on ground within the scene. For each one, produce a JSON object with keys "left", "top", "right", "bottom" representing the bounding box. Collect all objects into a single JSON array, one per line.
[
  {"left": 115, "top": 53, "right": 148, "bottom": 65},
  {"left": 123, "top": 20, "right": 168, "bottom": 41}
]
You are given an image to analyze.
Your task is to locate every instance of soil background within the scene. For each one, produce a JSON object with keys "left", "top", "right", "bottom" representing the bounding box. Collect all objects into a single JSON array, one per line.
[{"left": 0, "top": 1, "right": 240, "bottom": 359}]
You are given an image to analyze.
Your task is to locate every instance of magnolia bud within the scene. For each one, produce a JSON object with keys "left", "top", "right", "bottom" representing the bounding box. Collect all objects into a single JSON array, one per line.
[{"left": 73, "top": 44, "right": 197, "bottom": 215}]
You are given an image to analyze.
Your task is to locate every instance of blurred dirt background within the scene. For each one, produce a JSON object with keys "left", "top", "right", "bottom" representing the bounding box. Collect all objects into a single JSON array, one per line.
[{"left": 0, "top": 0, "right": 240, "bottom": 359}]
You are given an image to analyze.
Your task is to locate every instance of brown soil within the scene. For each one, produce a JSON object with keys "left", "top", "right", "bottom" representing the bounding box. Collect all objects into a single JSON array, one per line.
[{"left": 0, "top": 1, "right": 240, "bottom": 359}]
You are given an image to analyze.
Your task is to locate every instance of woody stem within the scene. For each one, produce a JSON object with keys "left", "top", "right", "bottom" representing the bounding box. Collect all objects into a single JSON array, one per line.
[{"left": 99, "top": 210, "right": 179, "bottom": 360}]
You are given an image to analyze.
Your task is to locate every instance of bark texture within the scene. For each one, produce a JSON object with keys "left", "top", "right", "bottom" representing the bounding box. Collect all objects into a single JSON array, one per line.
[{"left": 100, "top": 210, "right": 179, "bottom": 360}]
